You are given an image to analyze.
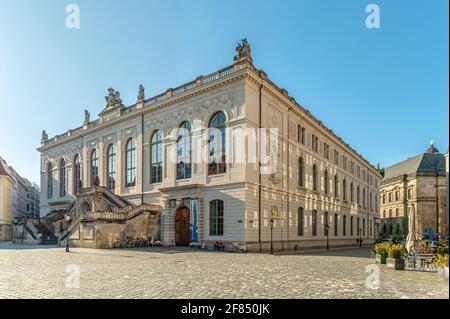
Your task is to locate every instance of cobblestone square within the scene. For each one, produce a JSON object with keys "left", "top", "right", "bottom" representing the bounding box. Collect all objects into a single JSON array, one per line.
[{"left": 0, "top": 243, "right": 448, "bottom": 299}]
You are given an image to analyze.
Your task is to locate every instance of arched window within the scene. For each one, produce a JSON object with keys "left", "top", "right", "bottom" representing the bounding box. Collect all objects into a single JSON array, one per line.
[
  {"left": 298, "top": 207, "right": 304, "bottom": 236},
  {"left": 370, "top": 191, "right": 373, "bottom": 210},
  {"left": 125, "top": 138, "right": 136, "bottom": 187},
  {"left": 80, "top": 201, "right": 91, "bottom": 213},
  {"left": 208, "top": 112, "right": 226, "bottom": 175},
  {"left": 343, "top": 178, "right": 347, "bottom": 200},
  {"left": 298, "top": 157, "right": 304, "bottom": 187},
  {"left": 47, "top": 163, "right": 53, "bottom": 199},
  {"left": 334, "top": 174, "right": 338, "bottom": 197},
  {"left": 177, "top": 122, "right": 191, "bottom": 180},
  {"left": 350, "top": 182, "right": 354, "bottom": 202},
  {"left": 324, "top": 170, "right": 329, "bottom": 195},
  {"left": 59, "top": 159, "right": 66, "bottom": 197},
  {"left": 312, "top": 164, "right": 318, "bottom": 192},
  {"left": 151, "top": 130, "right": 163, "bottom": 184},
  {"left": 107, "top": 144, "right": 116, "bottom": 190},
  {"left": 209, "top": 199, "right": 224, "bottom": 236},
  {"left": 73, "top": 154, "right": 81, "bottom": 194},
  {"left": 90, "top": 149, "right": 99, "bottom": 186}
]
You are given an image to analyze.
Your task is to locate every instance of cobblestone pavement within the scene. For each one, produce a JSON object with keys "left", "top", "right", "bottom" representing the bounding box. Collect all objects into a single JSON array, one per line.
[{"left": 0, "top": 242, "right": 448, "bottom": 299}]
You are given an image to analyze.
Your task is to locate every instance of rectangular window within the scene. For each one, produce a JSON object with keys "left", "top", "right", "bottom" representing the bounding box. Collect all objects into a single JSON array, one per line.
[
  {"left": 298, "top": 207, "right": 304, "bottom": 236},
  {"left": 312, "top": 210, "right": 317, "bottom": 236},
  {"left": 312, "top": 134, "right": 319, "bottom": 153},
  {"left": 343, "top": 156, "right": 347, "bottom": 170},
  {"left": 334, "top": 213, "right": 338, "bottom": 236},
  {"left": 209, "top": 200, "right": 224, "bottom": 236},
  {"left": 363, "top": 219, "right": 366, "bottom": 237},
  {"left": 350, "top": 216, "right": 354, "bottom": 236},
  {"left": 297, "top": 125, "right": 305, "bottom": 145},
  {"left": 343, "top": 215, "right": 347, "bottom": 236},
  {"left": 324, "top": 143, "right": 329, "bottom": 159},
  {"left": 334, "top": 150, "right": 339, "bottom": 165}
]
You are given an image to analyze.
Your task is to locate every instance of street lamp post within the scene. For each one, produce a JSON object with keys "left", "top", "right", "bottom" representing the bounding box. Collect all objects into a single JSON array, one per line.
[
  {"left": 65, "top": 215, "right": 71, "bottom": 253},
  {"left": 325, "top": 224, "right": 330, "bottom": 250},
  {"left": 269, "top": 218, "right": 274, "bottom": 255}
]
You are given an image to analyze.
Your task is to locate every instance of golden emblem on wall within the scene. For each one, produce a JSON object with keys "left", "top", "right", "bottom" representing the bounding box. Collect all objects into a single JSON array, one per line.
[{"left": 270, "top": 205, "right": 280, "bottom": 218}]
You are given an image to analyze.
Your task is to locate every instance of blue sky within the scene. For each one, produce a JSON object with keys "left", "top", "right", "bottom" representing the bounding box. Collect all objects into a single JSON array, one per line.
[{"left": 0, "top": 0, "right": 448, "bottom": 184}]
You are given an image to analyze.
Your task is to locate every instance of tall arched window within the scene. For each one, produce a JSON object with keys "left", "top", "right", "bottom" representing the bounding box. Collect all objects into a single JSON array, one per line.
[
  {"left": 298, "top": 157, "right": 304, "bottom": 187},
  {"left": 177, "top": 121, "right": 191, "bottom": 180},
  {"left": 324, "top": 170, "right": 329, "bottom": 195},
  {"left": 350, "top": 182, "right": 354, "bottom": 202},
  {"left": 151, "top": 130, "right": 163, "bottom": 184},
  {"left": 47, "top": 163, "right": 53, "bottom": 199},
  {"left": 73, "top": 154, "right": 81, "bottom": 194},
  {"left": 59, "top": 159, "right": 66, "bottom": 197},
  {"left": 210, "top": 199, "right": 224, "bottom": 236},
  {"left": 107, "top": 144, "right": 116, "bottom": 190},
  {"left": 208, "top": 112, "right": 226, "bottom": 175},
  {"left": 343, "top": 178, "right": 347, "bottom": 201},
  {"left": 312, "top": 164, "right": 318, "bottom": 192},
  {"left": 90, "top": 149, "right": 99, "bottom": 186},
  {"left": 126, "top": 138, "right": 136, "bottom": 187},
  {"left": 334, "top": 174, "right": 338, "bottom": 197}
]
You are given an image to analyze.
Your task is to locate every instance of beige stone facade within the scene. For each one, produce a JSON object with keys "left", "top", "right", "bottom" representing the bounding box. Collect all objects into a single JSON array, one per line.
[
  {"left": 379, "top": 144, "right": 447, "bottom": 239},
  {"left": 0, "top": 159, "right": 13, "bottom": 241},
  {"left": 38, "top": 40, "right": 380, "bottom": 251}
]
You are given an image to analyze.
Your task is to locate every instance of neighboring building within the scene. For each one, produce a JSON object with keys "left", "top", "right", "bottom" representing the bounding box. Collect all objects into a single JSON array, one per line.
[
  {"left": 0, "top": 159, "right": 13, "bottom": 241},
  {"left": 0, "top": 157, "right": 41, "bottom": 241},
  {"left": 379, "top": 143, "right": 447, "bottom": 239},
  {"left": 38, "top": 40, "right": 380, "bottom": 251},
  {"left": 24, "top": 179, "right": 40, "bottom": 219}
]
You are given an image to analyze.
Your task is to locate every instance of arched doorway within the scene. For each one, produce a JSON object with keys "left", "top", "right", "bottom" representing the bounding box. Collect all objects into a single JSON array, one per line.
[{"left": 175, "top": 206, "right": 190, "bottom": 246}]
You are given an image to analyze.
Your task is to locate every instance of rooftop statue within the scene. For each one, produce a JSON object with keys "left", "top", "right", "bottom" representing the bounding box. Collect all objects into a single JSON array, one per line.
[
  {"left": 234, "top": 38, "right": 253, "bottom": 64},
  {"left": 84, "top": 109, "right": 90, "bottom": 124},
  {"left": 137, "top": 84, "right": 145, "bottom": 101},
  {"left": 41, "top": 130, "right": 48, "bottom": 143},
  {"left": 104, "top": 87, "right": 123, "bottom": 108}
]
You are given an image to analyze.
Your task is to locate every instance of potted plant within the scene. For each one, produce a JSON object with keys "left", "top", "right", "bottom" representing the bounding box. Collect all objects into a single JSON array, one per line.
[
  {"left": 386, "top": 244, "right": 406, "bottom": 270},
  {"left": 375, "top": 243, "right": 389, "bottom": 264},
  {"left": 433, "top": 254, "right": 449, "bottom": 282}
]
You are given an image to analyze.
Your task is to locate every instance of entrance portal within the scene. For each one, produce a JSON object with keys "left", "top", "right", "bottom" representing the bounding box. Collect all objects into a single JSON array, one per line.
[{"left": 175, "top": 206, "right": 190, "bottom": 246}]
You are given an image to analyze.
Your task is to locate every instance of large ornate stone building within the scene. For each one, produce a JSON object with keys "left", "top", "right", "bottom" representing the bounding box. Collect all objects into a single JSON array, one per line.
[
  {"left": 379, "top": 143, "right": 447, "bottom": 239},
  {"left": 39, "top": 40, "right": 380, "bottom": 251}
]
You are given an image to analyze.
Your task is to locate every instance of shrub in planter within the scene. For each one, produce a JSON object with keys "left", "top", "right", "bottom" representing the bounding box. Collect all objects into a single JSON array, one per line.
[
  {"left": 375, "top": 243, "right": 390, "bottom": 264},
  {"left": 433, "top": 254, "right": 449, "bottom": 281},
  {"left": 386, "top": 244, "right": 406, "bottom": 270}
]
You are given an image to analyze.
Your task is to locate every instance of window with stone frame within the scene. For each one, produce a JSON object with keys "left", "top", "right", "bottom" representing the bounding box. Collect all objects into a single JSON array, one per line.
[
  {"left": 312, "top": 210, "right": 317, "bottom": 236},
  {"left": 208, "top": 112, "right": 226, "bottom": 175},
  {"left": 209, "top": 199, "right": 224, "bottom": 236},
  {"left": 125, "top": 138, "right": 136, "bottom": 187},
  {"left": 298, "top": 207, "right": 304, "bottom": 236},
  {"left": 59, "top": 159, "right": 66, "bottom": 197}
]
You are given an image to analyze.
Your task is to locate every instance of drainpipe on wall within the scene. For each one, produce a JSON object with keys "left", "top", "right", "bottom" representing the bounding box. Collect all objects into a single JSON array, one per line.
[
  {"left": 258, "top": 79, "right": 263, "bottom": 253},
  {"left": 141, "top": 113, "right": 145, "bottom": 205},
  {"left": 286, "top": 107, "right": 292, "bottom": 250}
]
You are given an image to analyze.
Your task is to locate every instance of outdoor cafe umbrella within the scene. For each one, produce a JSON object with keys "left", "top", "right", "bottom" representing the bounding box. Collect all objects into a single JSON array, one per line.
[{"left": 405, "top": 203, "right": 421, "bottom": 254}]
